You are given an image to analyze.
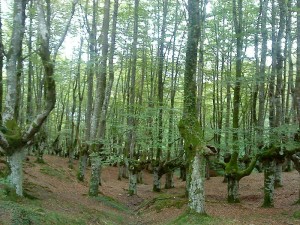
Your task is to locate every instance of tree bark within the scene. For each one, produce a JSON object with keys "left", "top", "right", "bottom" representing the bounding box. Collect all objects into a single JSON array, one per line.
[
  {"left": 227, "top": 176, "right": 240, "bottom": 203},
  {"left": 188, "top": 153, "right": 206, "bottom": 213},
  {"left": 127, "top": 0, "right": 139, "bottom": 196},
  {"left": 179, "top": 0, "right": 206, "bottom": 214},
  {"left": 263, "top": 160, "right": 276, "bottom": 207},
  {"left": 7, "top": 150, "right": 24, "bottom": 196}
]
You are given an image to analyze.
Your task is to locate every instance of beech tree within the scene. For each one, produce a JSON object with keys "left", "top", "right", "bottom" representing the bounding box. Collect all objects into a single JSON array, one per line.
[
  {"left": 178, "top": 0, "right": 207, "bottom": 214},
  {"left": 0, "top": 0, "right": 77, "bottom": 196}
]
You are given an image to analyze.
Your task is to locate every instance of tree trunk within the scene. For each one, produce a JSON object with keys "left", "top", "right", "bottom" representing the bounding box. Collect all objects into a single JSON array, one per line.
[
  {"left": 165, "top": 172, "right": 174, "bottom": 189},
  {"left": 153, "top": 165, "right": 161, "bottom": 192},
  {"left": 89, "top": 155, "right": 101, "bottom": 196},
  {"left": 128, "top": 170, "right": 137, "bottom": 196},
  {"left": 126, "top": 0, "right": 139, "bottom": 195},
  {"left": 274, "top": 162, "right": 283, "bottom": 188},
  {"left": 227, "top": 176, "right": 240, "bottom": 203},
  {"left": 0, "top": 5, "right": 3, "bottom": 125},
  {"left": 137, "top": 171, "right": 143, "bottom": 184},
  {"left": 263, "top": 159, "right": 276, "bottom": 207},
  {"left": 188, "top": 153, "right": 206, "bottom": 213},
  {"left": 77, "top": 149, "right": 88, "bottom": 181},
  {"left": 7, "top": 150, "right": 24, "bottom": 196}
]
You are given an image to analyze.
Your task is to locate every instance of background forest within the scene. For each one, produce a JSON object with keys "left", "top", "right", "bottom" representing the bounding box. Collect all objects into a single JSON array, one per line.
[{"left": 0, "top": 0, "right": 300, "bottom": 222}]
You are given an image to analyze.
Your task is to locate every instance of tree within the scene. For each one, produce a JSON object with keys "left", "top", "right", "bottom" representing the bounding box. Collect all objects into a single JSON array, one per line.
[
  {"left": 178, "top": 0, "right": 207, "bottom": 214},
  {"left": 0, "top": 0, "right": 77, "bottom": 196},
  {"left": 88, "top": 0, "right": 111, "bottom": 197}
]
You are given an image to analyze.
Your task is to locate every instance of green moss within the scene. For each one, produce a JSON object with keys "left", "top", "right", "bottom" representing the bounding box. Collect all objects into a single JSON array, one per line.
[
  {"left": 154, "top": 195, "right": 187, "bottom": 212},
  {"left": 4, "top": 119, "right": 23, "bottom": 149},
  {"left": 262, "top": 196, "right": 274, "bottom": 208},
  {"left": 0, "top": 193, "right": 129, "bottom": 225},
  {"left": 95, "top": 195, "right": 131, "bottom": 213},
  {"left": 169, "top": 211, "right": 226, "bottom": 225},
  {"left": 225, "top": 152, "right": 239, "bottom": 175},
  {"left": 178, "top": 116, "right": 203, "bottom": 188},
  {"left": 39, "top": 165, "right": 69, "bottom": 181},
  {"left": 0, "top": 201, "right": 85, "bottom": 225},
  {"left": 293, "top": 210, "right": 300, "bottom": 219},
  {"left": 227, "top": 196, "right": 240, "bottom": 204}
]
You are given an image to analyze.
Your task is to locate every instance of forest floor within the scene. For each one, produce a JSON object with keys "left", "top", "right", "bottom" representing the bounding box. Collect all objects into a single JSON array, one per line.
[{"left": 0, "top": 155, "right": 300, "bottom": 225}]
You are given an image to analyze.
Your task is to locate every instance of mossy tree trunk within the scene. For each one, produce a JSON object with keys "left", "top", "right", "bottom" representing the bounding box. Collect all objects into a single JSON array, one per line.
[
  {"left": 77, "top": 146, "right": 88, "bottom": 181},
  {"left": 128, "top": 171, "right": 137, "bottom": 196},
  {"left": 291, "top": 153, "right": 300, "bottom": 202},
  {"left": 262, "top": 159, "right": 276, "bottom": 207},
  {"left": 153, "top": 162, "right": 161, "bottom": 192},
  {"left": 0, "top": 0, "right": 30, "bottom": 196},
  {"left": 178, "top": 0, "right": 208, "bottom": 214},
  {"left": 225, "top": 152, "right": 258, "bottom": 203},
  {"left": 78, "top": 0, "right": 97, "bottom": 182},
  {"left": 88, "top": 0, "right": 111, "bottom": 196},
  {"left": 0, "top": 7, "right": 3, "bottom": 125},
  {"left": 274, "top": 162, "right": 283, "bottom": 188},
  {"left": 165, "top": 0, "right": 180, "bottom": 190},
  {"left": 89, "top": 154, "right": 101, "bottom": 196},
  {"left": 153, "top": 0, "right": 168, "bottom": 193},
  {"left": 227, "top": 176, "right": 240, "bottom": 203},
  {"left": 127, "top": 0, "right": 139, "bottom": 195},
  {"left": 0, "top": 0, "right": 77, "bottom": 196}
]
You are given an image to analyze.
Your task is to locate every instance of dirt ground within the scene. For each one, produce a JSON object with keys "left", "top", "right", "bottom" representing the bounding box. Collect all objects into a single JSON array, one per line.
[{"left": 15, "top": 155, "right": 300, "bottom": 224}]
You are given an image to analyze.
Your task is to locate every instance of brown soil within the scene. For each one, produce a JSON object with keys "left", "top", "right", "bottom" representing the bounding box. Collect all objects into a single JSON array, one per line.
[{"left": 10, "top": 155, "right": 300, "bottom": 224}]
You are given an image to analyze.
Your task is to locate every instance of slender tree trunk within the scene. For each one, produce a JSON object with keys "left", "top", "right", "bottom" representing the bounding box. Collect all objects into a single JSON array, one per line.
[
  {"left": 296, "top": 0, "right": 300, "bottom": 125},
  {"left": 26, "top": 0, "right": 34, "bottom": 125},
  {"left": 257, "top": 0, "right": 268, "bottom": 146},
  {"left": 0, "top": 3, "right": 3, "bottom": 125},
  {"left": 78, "top": 0, "right": 97, "bottom": 182},
  {"left": 128, "top": 0, "right": 139, "bottom": 196},
  {"left": 153, "top": 0, "right": 168, "bottom": 192},
  {"left": 89, "top": 0, "right": 110, "bottom": 196}
]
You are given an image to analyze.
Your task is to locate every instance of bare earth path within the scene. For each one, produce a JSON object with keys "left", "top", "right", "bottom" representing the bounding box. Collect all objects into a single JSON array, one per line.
[{"left": 6, "top": 155, "right": 300, "bottom": 224}]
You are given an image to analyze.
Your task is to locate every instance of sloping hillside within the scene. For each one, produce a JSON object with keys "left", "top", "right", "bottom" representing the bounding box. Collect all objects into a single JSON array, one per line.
[{"left": 0, "top": 155, "right": 299, "bottom": 225}]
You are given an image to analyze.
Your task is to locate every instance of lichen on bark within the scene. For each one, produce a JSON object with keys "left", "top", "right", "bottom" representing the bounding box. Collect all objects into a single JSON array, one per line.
[
  {"left": 7, "top": 150, "right": 24, "bottom": 196},
  {"left": 262, "top": 159, "right": 276, "bottom": 207},
  {"left": 88, "top": 154, "right": 101, "bottom": 196},
  {"left": 188, "top": 153, "right": 206, "bottom": 214}
]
